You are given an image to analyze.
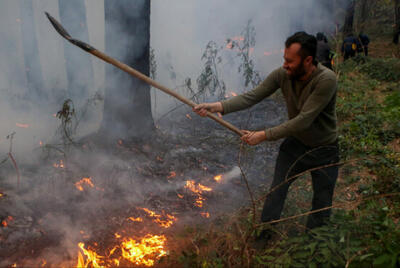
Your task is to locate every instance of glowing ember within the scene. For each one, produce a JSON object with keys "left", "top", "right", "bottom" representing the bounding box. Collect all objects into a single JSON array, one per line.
[
  {"left": 53, "top": 160, "right": 65, "bottom": 168},
  {"left": 140, "top": 208, "right": 177, "bottom": 228},
  {"left": 214, "top": 175, "right": 222, "bottom": 182},
  {"left": 201, "top": 212, "right": 210, "bottom": 218},
  {"left": 185, "top": 180, "right": 213, "bottom": 208},
  {"left": 15, "top": 123, "right": 29, "bottom": 128},
  {"left": 167, "top": 171, "right": 176, "bottom": 179},
  {"left": 127, "top": 217, "right": 143, "bottom": 222},
  {"left": 2, "top": 216, "right": 14, "bottom": 227},
  {"left": 75, "top": 177, "right": 94, "bottom": 191},
  {"left": 121, "top": 235, "right": 167, "bottom": 266}
]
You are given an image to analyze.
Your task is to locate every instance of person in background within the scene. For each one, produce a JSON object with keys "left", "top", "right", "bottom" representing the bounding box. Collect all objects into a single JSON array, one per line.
[
  {"left": 193, "top": 32, "right": 339, "bottom": 242},
  {"left": 358, "top": 32, "right": 370, "bottom": 56},
  {"left": 316, "top": 32, "right": 332, "bottom": 69},
  {"left": 341, "top": 33, "right": 360, "bottom": 60}
]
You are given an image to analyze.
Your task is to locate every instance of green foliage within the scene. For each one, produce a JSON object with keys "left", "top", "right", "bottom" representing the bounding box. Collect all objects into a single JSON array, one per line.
[{"left": 358, "top": 58, "right": 400, "bottom": 82}]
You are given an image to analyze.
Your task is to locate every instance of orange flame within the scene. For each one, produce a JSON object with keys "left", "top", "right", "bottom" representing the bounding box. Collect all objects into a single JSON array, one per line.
[
  {"left": 177, "top": 193, "right": 184, "bottom": 199},
  {"left": 127, "top": 217, "right": 143, "bottom": 222},
  {"left": 185, "top": 180, "right": 212, "bottom": 208},
  {"left": 201, "top": 212, "right": 210, "bottom": 218},
  {"left": 121, "top": 235, "right": 167, "bottom": 266},
  {"left": 140, "top": 208, "right": 177, "bottom": 228},
  {"left": 2, "top": 216, "right": 14, "bottom": 227},
  {"left": 77, "top": 243, "right": 104, "bottom": 268},
  {"left": 75, "top": 177, "right": 94, "bottom": 192},
  {"left": 214, "top": 175, "right": 222, "bottom": 182}
]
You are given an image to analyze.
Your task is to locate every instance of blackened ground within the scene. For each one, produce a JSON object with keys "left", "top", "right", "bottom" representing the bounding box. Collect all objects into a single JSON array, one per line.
[{"left": 0, "top": 97, "right": 286, "bottom": 267}]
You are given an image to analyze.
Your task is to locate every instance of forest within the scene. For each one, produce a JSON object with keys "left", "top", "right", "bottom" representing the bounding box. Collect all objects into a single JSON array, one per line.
[{"left": 0, "top": 0, "right": 399, "bottom": 267}]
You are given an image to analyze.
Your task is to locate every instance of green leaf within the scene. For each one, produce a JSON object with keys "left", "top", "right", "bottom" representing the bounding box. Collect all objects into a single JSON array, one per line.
[
  {"left": 359, "top": 253, "right": 374, "bottom": 261},
  {"left": 373, "top": 254, "right": 392, "bottom": 266}
]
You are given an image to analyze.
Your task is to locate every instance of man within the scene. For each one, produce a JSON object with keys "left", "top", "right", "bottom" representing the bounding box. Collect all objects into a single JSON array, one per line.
[
  {"left": 358, "top": 32, "right": 370, "bottom": 56},
  {"left": 316, "top": 32, "right": 332, "bottom": 69},
  {"left": 341, "top": 33, "right": 360, "bottom": 60},
  {"left": 193, "top": 32, "right": 339, "bottom": 234}
]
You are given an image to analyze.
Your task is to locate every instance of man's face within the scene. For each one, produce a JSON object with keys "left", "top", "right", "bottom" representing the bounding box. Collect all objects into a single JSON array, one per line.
[{"left": 283, "top": 43, "right": 306, "bottom": 80}]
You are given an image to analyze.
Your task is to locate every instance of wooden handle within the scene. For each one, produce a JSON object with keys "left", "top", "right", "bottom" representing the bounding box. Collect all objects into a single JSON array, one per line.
[{"left": 91, "top": 50, "right": 244, "bottom": 137}]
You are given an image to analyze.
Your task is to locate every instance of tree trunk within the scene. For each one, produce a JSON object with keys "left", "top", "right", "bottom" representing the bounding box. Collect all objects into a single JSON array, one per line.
[
  {"left": 58, "top": 0, "right": 94, "bottom": 105},
  {"left": 394, "top": 0, "right": 400, "bottom": 44},
  {"left": 100, "top": 0, "right": 155, "bottom": 140},
  {"left": 358, "top": 0, "right": 369, "bottom": 32},
  {"left": 19, "top": 0, "right": 46, "bottom": 102},
  {"left": 343, "top": 0, "right": 355, "bottom": 37}
]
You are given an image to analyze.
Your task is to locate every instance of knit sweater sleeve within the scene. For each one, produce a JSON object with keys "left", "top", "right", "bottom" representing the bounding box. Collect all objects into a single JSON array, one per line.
[{"left": 221, "top": 68, "right": 282, "bottom": 114}]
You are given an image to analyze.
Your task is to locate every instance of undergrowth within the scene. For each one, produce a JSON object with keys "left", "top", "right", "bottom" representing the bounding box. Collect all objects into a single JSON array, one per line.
[{"left": 176, "top": 56, "right": 400, "bottom": 267}]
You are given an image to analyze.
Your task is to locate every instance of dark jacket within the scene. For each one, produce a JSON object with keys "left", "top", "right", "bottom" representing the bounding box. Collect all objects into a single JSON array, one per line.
[{"left": 341, "top": 36, "right": 360, "bottom": 54}]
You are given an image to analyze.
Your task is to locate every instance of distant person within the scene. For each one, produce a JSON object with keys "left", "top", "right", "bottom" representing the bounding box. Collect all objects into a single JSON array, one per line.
[
  {"left": 358, "top": 33, "right": 370, "bottom": 56},
  {"left": 341, "top": 33, "right": 360, "bottom": 60},
  {"left": 316, "top": 32, "right": 332, "bottom": 69}
]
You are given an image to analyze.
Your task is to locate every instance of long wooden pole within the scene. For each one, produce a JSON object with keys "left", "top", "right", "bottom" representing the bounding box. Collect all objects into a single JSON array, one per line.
[{"left": 45, "top": 12, "right": 244, "bottom": 137}]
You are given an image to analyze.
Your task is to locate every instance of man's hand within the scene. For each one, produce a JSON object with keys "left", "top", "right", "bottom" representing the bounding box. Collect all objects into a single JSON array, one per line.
[
  {"left": 193, "top": 102, "right": 223, "bottom": 117},
  {"left": 240, "top": 130, "right": 267, "bottom": 145}
]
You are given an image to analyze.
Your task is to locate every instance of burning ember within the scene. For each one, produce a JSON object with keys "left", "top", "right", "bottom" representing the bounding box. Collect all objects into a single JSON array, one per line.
[
  {"left": 200, "top": 212, "right": 210, "bottom": 218},
  {"left": 15, "top": 123, "right": 29, "bottom": 128},
  {"left": 184, "top": 180, "right": 212, "bottom": 208},
  {"left": 75, "top": 177, "right": 94, "bottom": 191},
  {"left": 213, "top": 175, "right": 222, "bottom": 182},
  {"left": 139, "top": 208, "right": 177, "bottom": 228},
  {"left": 2, "top": 216, "right": 14, "bottom": 227},
  {"left": 53, "top": 160, "right": 65, "bottom": 168},
  {"left": 127, "top": 217, "right": 143, "bottom": 222},
  {"left": 167, "top": 171, "right": 176, "bottom": 179},
  {"left": 76, "top": 234, "right": 167, "bottom": 267}
]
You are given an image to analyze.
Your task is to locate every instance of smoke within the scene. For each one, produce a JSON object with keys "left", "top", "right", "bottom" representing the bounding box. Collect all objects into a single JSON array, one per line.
[{"left": 0, "top": 0, "right": 344, "bottom": 265}]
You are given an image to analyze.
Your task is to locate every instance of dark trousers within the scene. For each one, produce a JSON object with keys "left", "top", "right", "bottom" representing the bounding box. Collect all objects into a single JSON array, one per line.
[{"left": 261, "top": 137, "right": 339, "bottom": 229}]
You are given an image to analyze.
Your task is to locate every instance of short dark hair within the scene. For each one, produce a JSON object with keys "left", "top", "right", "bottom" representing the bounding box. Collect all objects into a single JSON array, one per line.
[{"left": 285, "top": 31, "right": 317, "bottom": 65}]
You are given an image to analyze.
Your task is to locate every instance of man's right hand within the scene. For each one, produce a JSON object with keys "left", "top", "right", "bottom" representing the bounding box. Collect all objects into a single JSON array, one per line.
[{"left": 192, "top": 102, "right": 223, "bottom": 117}]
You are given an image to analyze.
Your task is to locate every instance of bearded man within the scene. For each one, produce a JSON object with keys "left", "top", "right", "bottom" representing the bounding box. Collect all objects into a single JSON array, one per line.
[{"left": 193, "top": 32, "right": 339, "bottom": 235}]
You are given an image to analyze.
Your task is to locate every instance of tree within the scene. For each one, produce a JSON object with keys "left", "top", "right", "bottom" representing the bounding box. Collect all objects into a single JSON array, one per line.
[
  {"left": 357, "top": 0, "right": 369, "bottom": 32},
  {"left": 58, "top": 0, "right": 94, "bottom": 105},
  {"left": 394, "top": 0, "right": 400, "bottom": 44},
  {"left": 343, "top": 0, "right": 356, "bottom": 37},
  {"left": 100, "top": 0, "right": 154, "bottom": 140},
  {"left": 19, "top": 0, "right": 45, "bottom": 101}
]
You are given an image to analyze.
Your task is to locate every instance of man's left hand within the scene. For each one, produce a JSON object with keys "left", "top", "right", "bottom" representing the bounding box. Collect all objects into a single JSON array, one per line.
[{"left": 240, "top": 130, "right": 267, "bottom": 145}]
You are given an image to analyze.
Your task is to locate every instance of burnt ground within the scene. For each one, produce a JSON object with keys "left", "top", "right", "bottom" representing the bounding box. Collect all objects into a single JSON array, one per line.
[{"left": 0, "top": 97, "right": 286, "bottom": 267}]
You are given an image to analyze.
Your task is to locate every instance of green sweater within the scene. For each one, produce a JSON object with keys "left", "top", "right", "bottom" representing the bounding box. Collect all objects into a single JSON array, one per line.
[{"left": 221, "top": 63, "right": 338, "bottom": 147}]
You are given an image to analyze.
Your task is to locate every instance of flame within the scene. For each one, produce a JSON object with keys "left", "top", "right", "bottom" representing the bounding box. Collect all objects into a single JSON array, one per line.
[
  {"left": 53, "top": 160, "right": 65, "bottom": 168},
  {"left": 76, "top": 234, "right": 167, "bottom": 267},
  {"left": 40, "top": 259, "right": 47, "bottom": 267},
  {"left": 201, "top": 212, "right": 210, "bottom": 218},
  {"left": 121, "top": 235, "right": 167, "bottom": 266},
  {"left": 185, "top": 180, "right": 212, "bottom": 208},
  {"left": 11, "top": 264, "right": 17, "bottom": 268},
  {"left": 77, "top": 243, "right": 105, "bottom": 268},
  {"left": 115, "top": 233, "right": 122, "bottom": 239},
  {"left": 177, "top": 193, "right": 184, "bottom": 199},
  {"left": 214, "top": 175, "right": 222, "bottom": 182},
  {"left": 167, "top": 171, "right": 176, "bottom": 179},
  {"left": 16, "top": 123, "right": 29, "bottom": 128},
  {"left": 75, "top": 177, "right": 94, "bottom": 192},
  {"left": 140, "top": 208, "right": 177, "bottom": 228},
  {"left": 2, "top": 216, "right": 14, "bottom": 227},
  {"left": 127, "top": 217, "right": 143, "bottom": 222}
]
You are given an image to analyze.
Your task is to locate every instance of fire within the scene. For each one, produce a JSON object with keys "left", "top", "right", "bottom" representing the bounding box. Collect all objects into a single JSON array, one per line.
[
  {"left": 214, "top": 175, "right": 222, "bottom": 182},
  {"left": 127, "top": 217, "right": 143, "bottom": 222},
  {"left": 167, "top": 171, "right": 176, "bottom": 179},
  {"left": 177, "top": 193, "right": 184, "bottom": 199},
  {"left": 185, "top": 180, "right": 212, "bottom": 208},
  {"left": 2, "top": 216, "right": 14, "bottom": 227},
  {"left": 15, "top": 123, "right": 29, "bottom": 128},
  {"left": 75, "top": 177, "right": 94, "bottom": 192},
  {"left": 121, "top": 235, "right": 167, "bottom": 266},
  {"left": 76, "top": 234, "right": 167, "bottom": 267},
  {"left": 140, "top": 208, "right": 177, "bottom": 228},
  {"left": 201, "top": 212, "right": 210, "bottom": 218},
  {"left": 53, "top": 160, "right": 65, "bottom": 168}
]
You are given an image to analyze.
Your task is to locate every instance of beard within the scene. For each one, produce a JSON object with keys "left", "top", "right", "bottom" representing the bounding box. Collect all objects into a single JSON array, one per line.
[{"left": 287, "top": 60, "right": 307, "bottom": 80}]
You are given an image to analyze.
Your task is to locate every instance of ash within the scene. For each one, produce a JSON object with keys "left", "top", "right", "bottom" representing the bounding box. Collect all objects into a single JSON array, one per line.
[{"left": 0, "top": 97, "right": 286, "bottom": 266}]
